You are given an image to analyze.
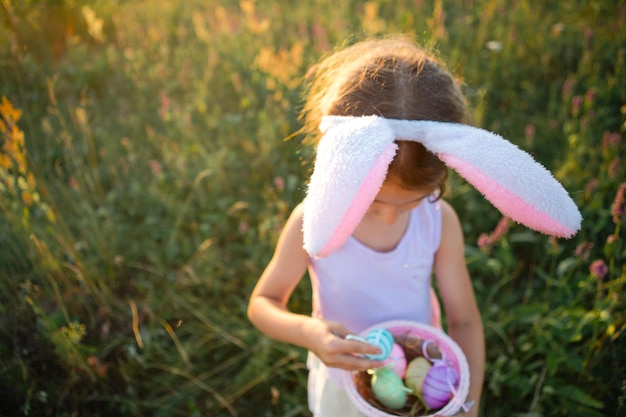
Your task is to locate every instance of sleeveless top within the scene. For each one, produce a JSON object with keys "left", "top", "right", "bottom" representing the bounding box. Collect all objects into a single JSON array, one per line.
[{"left": 308, "top": 199, "right": 442, "bottom": 334}]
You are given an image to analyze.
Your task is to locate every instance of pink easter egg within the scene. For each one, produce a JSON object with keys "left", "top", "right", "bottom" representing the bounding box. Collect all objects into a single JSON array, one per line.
[
  {"left": 381, "top": 343, "right": 407, "bottom": 378},
  {"left": 422, "top": 364, "right": 459, "bottom": 409}
]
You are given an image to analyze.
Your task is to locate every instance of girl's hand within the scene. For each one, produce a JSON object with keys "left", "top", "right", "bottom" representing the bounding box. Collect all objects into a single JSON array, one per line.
[{"left": 305, "top": 318, "right": 384, "bottom": 371}]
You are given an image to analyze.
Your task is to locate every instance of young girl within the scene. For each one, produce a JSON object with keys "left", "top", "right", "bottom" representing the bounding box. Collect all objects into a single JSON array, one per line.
[{"left": 248, "top": 37, "right": 485, "bottom": 416}]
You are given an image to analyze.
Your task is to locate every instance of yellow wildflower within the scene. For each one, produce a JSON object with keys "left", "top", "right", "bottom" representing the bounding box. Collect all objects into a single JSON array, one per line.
[
  {"left": 0, "top": 154, "right": 11, "bottom": 169},
  {"left": 0, "top": 96, "right": 22, "bottom": 123},
  {"left": 61, "top": 322, "right": 87, "bottom": 344},
  {"left": 21, "top": 191, "right": 34, "bottom": 205}
]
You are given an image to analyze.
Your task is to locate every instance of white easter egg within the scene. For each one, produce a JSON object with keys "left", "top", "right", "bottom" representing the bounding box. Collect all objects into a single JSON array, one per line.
[{"left": 404, "top": 356, "right": 432, "bottom": 396}]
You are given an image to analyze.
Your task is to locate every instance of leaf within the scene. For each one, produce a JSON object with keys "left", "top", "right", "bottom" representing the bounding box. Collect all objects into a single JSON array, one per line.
[
  {"left": 556, "top": 257, "right": 578, "bottom": 277},
  {"left": 509, "top": 231, "right": 539, "bottom": 244},
  {"left": 512, "top": 303, "right": 544, "bottom": 324},
  {"left": 546, "top": 351, "right": 560, "bottom": 376},
  {"left": 554, "top": 385, "right": 604, "bottom": 409},
  {"left": 487, "top": 258, "right": 503, "bottom": 275}
]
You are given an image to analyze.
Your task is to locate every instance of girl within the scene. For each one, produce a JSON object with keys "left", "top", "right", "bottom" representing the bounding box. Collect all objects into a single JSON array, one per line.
[{"left": 248, "top": 37, "right": 485, "bottom": 417}]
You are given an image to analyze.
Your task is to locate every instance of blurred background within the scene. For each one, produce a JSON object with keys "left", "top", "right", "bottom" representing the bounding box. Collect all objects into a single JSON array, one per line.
[{"left": 0, "top": 1, "right": 624, "bottom": 416}]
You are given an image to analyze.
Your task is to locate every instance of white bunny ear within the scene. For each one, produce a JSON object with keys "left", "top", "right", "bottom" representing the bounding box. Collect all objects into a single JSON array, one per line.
[
  {"left": 303, "top": 116, "right": 582, "bottom": 258},
  {"left": 391, "top": 120, "right": 582, "bottom": 238},
  {"left": 303, "top": 116, "right": 397, "bottom": 257}
]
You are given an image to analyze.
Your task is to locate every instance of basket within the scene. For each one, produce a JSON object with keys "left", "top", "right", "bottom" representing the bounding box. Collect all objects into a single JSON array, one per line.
[{"left": 340, "top": 320, "right": 470, "bottom": 417}]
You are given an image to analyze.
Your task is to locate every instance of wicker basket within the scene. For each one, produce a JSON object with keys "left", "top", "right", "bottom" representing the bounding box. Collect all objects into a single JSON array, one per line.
[{"left": 340, "top": 320, "right": 470, "bottom": 417}]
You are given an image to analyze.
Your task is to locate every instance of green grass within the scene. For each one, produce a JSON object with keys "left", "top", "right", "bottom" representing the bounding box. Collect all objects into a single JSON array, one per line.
[{"left": 0, "top": 0, "right": 624, "bottom": 416}]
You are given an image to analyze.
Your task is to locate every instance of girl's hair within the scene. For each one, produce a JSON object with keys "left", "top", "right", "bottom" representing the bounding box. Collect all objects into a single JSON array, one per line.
[{"left": 300, "top": 37, "right": 470, "bottom": 196}]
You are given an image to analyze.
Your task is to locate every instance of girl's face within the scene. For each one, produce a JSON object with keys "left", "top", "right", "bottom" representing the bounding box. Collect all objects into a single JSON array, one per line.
[{"left": 366, "top": 181, "right": 432, "bottom": 225}]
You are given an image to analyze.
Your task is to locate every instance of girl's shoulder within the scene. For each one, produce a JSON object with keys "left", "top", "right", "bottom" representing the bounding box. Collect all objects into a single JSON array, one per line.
[
  {"left": 437, "top": 199, "right": 465, "bottom": 248},
  {"left": 270, "top": 202, "right": 309, "bottom": 263},
  {"left": 292, "top": 201, "right": 305, "bottom": 215},
  {"left": 289, "top": 202, "right": 305, "bottom": 225},
  {"left": 278, "top": 202, "right": 306, "bottom": 246},
  {"left": 285, "top": 202, "right": 305, "bottom": 229},
  {"left": 437, "top": 199, "right": 460, "bottom": 222}
]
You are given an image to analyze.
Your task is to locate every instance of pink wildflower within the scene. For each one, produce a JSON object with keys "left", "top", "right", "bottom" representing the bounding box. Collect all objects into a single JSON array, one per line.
[
  {"left": 312, "top": 22, "right": 329, "bottom": 52},
  {"left": 611, "top": 183, "right": 626, "bottom": 224},
  {"left": 273, "top": 176, "right": 285, "bottom": 191},
  {"left": 572, "top": 96, "right": 583, "bottom": 115},
  {"left": 562, "top": 77, "right": 574, "bottom": 98},
  {"left": 589, "top": 259, "right": 608, "bottom": 280},
  {"left": 602, "top": 131, "right": 621, "bottom": 151},
  {"left": 477, "top": 217, "right": 510, "bottom": 251},
  {"left": 87, "top": 355, "right": 109, "bottom": 377},
  {"left": 585, "top": 88, "right": 596, "bottom": 105},
  {"left": 158, "top": 91, "right": 171, "bottom": 119},
  {"left": 477, "top": 233, "right": 490, "bottom": 250},
  {"left": 149, "top": 160, "right": 162, "bottom": 176},
  {"left": 584, "top": 28, "right": 593, "bottom": 47},
  {"left": 608, "top": 157, "right": 620, "bottom": 179},
  {"left": 493, "top": 216, "right": 510, "bottom": 238},
  {"left": 585, "top": 179, "right": 598, "bottom": 197},
  {"left": 524, "top": 124, "right": 535, "bottom": 146},
  {"left": 575, "top": 241, "right": 594, "bottom": 261}
]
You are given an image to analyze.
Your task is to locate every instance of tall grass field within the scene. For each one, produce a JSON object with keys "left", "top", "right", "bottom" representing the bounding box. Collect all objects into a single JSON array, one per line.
[{"left": 0, "top": 0, "right": 624, "bottom": 416}]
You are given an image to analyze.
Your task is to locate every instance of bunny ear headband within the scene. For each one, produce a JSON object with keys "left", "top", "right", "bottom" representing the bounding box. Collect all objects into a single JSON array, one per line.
[{"left": 303, "top": 115, "right": 582, "bottom": 258}]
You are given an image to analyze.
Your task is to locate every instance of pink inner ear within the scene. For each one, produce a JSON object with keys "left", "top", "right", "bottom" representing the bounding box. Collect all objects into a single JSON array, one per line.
[
  {"left": 317, "top": 144, "right": 397, "bottom": 257},
  {"left": 440, "top": 154, "right": 578, "bottom": 237}
]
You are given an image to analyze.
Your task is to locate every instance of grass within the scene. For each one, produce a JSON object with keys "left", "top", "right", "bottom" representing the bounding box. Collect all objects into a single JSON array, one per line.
[{"left": 0, "top": 0, "right": 624, "bottom": 416}]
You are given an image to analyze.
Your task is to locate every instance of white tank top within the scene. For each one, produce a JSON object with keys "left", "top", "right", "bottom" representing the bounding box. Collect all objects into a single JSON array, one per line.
[{"left": 308, "top": 199, "right": 443, "bottom": 334}]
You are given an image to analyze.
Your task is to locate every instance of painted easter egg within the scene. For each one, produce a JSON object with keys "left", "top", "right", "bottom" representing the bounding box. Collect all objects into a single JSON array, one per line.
[
  {"left": 363, "top": 328, "right": 395, "bottom": 361},
  {"left": 404, "top": 356, "right": 432, "bottom": 396},
  {"left": 370, "top": 367, "right": 412, "bottom": 410},
  {"left": 422, "top": 363, "right": 459, "bottom": 409},
  {"left": 382, "top": 343, "right": 407, "bottom": 378}
]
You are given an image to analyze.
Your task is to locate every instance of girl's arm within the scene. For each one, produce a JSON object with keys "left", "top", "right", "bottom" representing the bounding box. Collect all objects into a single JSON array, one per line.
[
  {"left": 434, "top": 201, "right": 485, "bottom": 416},
  {"left": 247, "top": 203, "right": 383, "bottom": 371}
]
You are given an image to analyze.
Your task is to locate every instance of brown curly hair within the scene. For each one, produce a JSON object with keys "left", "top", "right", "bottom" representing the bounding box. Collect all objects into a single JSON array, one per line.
[{"left": 299, "top": 36, "right": 470, "bottom": 196}]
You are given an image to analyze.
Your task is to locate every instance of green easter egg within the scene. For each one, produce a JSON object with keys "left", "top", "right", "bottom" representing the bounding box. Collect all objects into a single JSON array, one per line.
[{"left": 371, "top": 367, "right": 411, "bottom": 409}]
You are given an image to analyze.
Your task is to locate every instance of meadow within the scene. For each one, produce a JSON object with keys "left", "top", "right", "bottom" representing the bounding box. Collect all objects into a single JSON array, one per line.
[{"left": 0, "top": 0, "right": 624, "bottom": 416}]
